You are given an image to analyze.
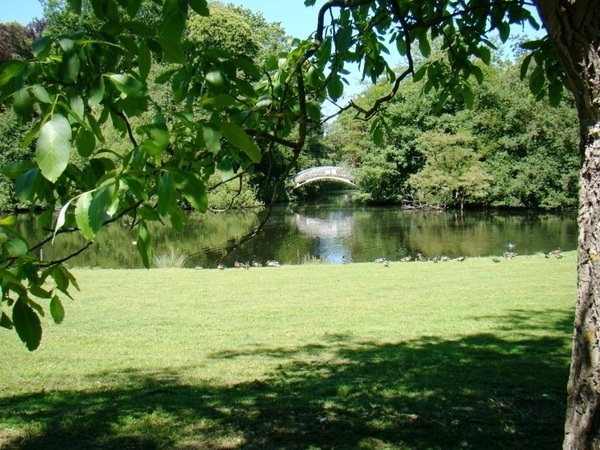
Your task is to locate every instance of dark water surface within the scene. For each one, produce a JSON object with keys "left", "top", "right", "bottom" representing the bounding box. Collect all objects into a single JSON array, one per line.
[{"left": 14, "top": 192, "right": 577, "bottom": 269}]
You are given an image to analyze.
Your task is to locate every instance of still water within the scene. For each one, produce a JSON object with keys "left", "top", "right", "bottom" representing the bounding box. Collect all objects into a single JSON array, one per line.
[{"left": 17, "top": 192, "right": 578, "bottom": 269}]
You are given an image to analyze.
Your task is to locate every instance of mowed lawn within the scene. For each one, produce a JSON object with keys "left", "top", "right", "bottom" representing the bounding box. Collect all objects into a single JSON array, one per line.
[{"left": 1, "top": 253, "right": 576, "bottom": 449}]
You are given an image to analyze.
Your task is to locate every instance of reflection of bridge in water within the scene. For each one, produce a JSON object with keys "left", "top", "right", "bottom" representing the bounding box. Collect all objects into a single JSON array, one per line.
[
  {"left": 292, "top": 166, "right": 356, "bottom": 189},
  {"left": 293, "top": 213, "right": 354, "bottom": 239}
]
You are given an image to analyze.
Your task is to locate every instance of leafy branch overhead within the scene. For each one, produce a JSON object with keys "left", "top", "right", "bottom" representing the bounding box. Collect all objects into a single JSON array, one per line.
[{"left": 0, "top": 0, "right": 561, "bottom": 353}]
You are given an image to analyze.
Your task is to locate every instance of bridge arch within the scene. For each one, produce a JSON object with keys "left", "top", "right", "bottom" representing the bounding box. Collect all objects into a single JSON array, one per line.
[{"left": 292, "top": 166, "right": 357, "bottom": 189}]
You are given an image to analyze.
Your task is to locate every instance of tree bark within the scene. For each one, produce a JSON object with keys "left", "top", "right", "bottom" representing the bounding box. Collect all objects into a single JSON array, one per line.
[{"left": 534, "top": 1, "right": 600, "bottom": 448}]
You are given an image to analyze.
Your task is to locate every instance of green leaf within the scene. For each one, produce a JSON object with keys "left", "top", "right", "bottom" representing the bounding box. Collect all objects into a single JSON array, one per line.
[
  {"left": 462, "top": 85, "right": 474, "bottom": 109},
  {"left": 32, "top": 36, "right": 52, "bottom": 59},
  {"left": 0, "top": 60, "right": 24, "bottom": 88},
  {"left": 157, "top": 172, "right": 174, "bottom": 216},
  {"left": 32, "top": 85, "right": 51, "bottom": 103},
  {"left": 155, "top": 67, "right": 178, "bottom": 84},
  {"left": 7, "top": 239, "right": 28, "bottom": 257},
  {"left": 13, "top": 88, "right": 33, "bottom": 121},
  {"left": 62, "top": 51, "right": 80, "bottom": 84},
  {"left": 315, "top": 37, "right": 332, "bottom": 67},
  {"left": 306, "top": 101, "right": 321, "bottom": 122},
  {"left": 138, "top": 205, "right": 161, "bottom": 221},
  {"left": 13, "top": 297, "right": 42, "bottom": 351},
  {"left": 396, "top": 37, "right": 407, "bottom": 56},
  {"left": 126, "top": 0, "right": 142, "bottom": 17},
  {"left": 87, "top": 113, "right": 105, "bottom": 142},
  {"left": 327, "top": 73, "right": 344, "bottom": 101},
  {"left": 50, "top": 296, "right": 65, "bottom": 324},
  {"left": 418, "top": 35, "right": 431, "bottom": 57},
  {"left": 123, "top": 20, "right": 155, "bottom": 37},
  {"left": 139, "top": 123, "right": 169, "bottom": 156},
  {"left": 52, "top": 265, "right": 79, "bottom": 293},
  {"left": 89, "top": 181, "right": 117, "bottom": 233},
  {"left": 75, "top": 128, "right": 96, "bottom": 157},
  {"left": 15, "top": 168, "right": 39, "bottom": 202},
  {"left": 36, "top": 114, "right": 72, "bottom": 183},
  {"left": 2, "top": 161, "right": 36, "bottom": 180},
  {"left": 137, "top": 220, "right": 152, "bottom": 269},
  {"left": 0, "top": 268, "right": 25, "bottom": 289},
  {"left": 30, "top": 285, "right": 52, "bottom": 299},
  {"left": 75, "top": 192, "right": 95, "bottom": 240},
  {"left": 52, "top": 199, "right": 73, "bottom": 244},
  {"left": 497, "top": 21, "right": 510, "bottom": 43},
  {"left": 520, "top": 54, "right": 533, "bottom": 80},
  {"left": 471, "top": 64, "right": 484, "bottom": 85},
  {"left": 70, "top": 95, "right": 85, "bottom": 120},
  {"left": 49, "top": 266, "right": 68, "bottom": 293},
  {"left": 232, "top": 58, "right": 261, "bottom": 80},
  {"left": 334, "top": 26, "right": 353, "bottom": 51},
  {"left": 548, "top": 80, "right": 563, "bottom": 107},
  {"left": 88, "top": 76, "right": 105, "bottom": 109},
  {"left": 199, "top": 94, "right": 235, "bottom": 109},
  {"left": 202, "top": 122, "right": 222, "bottom": 153},
  {"left": 413, "top": 65, "right": 427, "bottom": 82},
  {"left": 478, "top": 46, "right": 492, "bottom": 65},
  {"left": 206, "top": 70, "right": 225, "bottom": 93},
  {"left": 372, "top": 126, "right": 384, "bottom": 147},
  {"left": 529, "top": 65, "right": 545, "bottom": 96},
  {"left": 0, "top": 312, "right": 13, "bottom": 330},
  {"left": 158, "top": 37, "right": 186, "bottom": 64},
  {"left": 221, "top": 123, "right": 261, "bottom": 163},
  {"left": 218, "top": 157, "right": 234, "bottom": 181},
  {"left": 0, "top": 215, "right": 16, "bottom": 226},
  {"left": 189, "top": 0, "right": 209, "bottom": 16},
  {"left": 171, "top": 169, "right": 208, "bottom": 213},
  {"left": 119, "top": 35, "right": 139, "bottom": 58},
  {"left": 138, "top": 42, "right": 151, "bottom": 81},
  {"left": 108, "top": 73, "right": 145, "bottom": 97},
  {"left": 159, "top": 0, "right": 187, "bottom": 43}
]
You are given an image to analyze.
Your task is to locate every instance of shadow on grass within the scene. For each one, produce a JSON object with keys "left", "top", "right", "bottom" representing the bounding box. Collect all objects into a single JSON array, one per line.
[{"left": 1, "top": 310, "right": 573, "bottom": 450}]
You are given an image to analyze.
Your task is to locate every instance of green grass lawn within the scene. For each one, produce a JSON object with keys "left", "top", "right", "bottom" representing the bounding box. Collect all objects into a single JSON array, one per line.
[{"left": 1, "top": 253, "right": 576, "bottom": 449}]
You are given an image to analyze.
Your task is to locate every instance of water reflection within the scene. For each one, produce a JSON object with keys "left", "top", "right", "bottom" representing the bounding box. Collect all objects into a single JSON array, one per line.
[{"left": 10, "top": 192, "right": 577, "bottom": 269}]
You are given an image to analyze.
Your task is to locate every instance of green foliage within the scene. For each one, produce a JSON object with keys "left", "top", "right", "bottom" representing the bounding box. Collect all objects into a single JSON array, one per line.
[
  {"left": 206, "top": 173, "right": 263, "bottom": 210},
  {"left": 409, "top": 131, "right": 493, "bottom": 208},
  {"left": 330, "top": 55, "right": 578, "bottom": 209},
  {"left": 0, "top": 110, "right": 38, "bottom": 210},
  {"left": 187, "top": 2, "right": 260, "bottom": 60}
]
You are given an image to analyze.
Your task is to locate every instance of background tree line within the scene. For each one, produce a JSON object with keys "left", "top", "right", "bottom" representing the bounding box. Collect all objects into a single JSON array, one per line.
[
  {"left": 326, "top": 43, "right": 580, "bottom": 209},
  {"left": 0, "top": 2, "right": 579, "bottom": 212}
]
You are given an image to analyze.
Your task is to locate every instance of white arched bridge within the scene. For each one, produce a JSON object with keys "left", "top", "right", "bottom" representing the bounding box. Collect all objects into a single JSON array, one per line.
[{"left": 292, "top": 166, "right": 356, "bottom": 189}]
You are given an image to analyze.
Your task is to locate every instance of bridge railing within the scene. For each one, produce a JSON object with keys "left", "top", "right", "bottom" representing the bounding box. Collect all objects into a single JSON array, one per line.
[{"left": 292, "top": 166, "right": 355, "bottom": 187}]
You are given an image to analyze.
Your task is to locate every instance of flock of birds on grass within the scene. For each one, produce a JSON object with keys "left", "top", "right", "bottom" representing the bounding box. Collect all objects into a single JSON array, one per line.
[
  {"left": 195, "top": 260, "right": 282, "bottom": 270},
  {"left": 369, "top": 244, "right": 564, "bottom": 267},
  {"left": 195, "top": 244, "right": 564, "bottom": 270}
]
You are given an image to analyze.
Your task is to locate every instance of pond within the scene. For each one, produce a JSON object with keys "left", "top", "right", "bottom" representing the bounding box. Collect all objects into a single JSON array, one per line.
[{"left": 14, "top": 192, "right": 578, "bottom": 269}]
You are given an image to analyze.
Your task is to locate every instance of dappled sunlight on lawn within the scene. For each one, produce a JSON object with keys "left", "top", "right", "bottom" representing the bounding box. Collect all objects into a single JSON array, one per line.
[{"left": 1, "top": 307, "right": 572, "bottom": 450}]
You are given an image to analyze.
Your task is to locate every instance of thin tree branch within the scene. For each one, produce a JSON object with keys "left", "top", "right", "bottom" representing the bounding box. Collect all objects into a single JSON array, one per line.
[{"left": 37, "top": 242, "right": 94, "bottom": 268}]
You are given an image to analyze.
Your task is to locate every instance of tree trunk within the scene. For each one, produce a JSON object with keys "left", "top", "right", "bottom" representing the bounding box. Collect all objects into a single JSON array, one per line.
[{"left": 534, "top": 1, "right": 600, "bottom": 448}]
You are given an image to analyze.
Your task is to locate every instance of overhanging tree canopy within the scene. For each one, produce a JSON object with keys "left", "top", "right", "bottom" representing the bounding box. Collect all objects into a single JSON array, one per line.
[{"left": 0, "top": 0, "right": 599, "bottom": 447}]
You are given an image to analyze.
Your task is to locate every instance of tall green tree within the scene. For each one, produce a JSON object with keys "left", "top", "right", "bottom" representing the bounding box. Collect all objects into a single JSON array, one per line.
[
  {"left": 409, "top": 130, "right": 493, "bottom": 209},
  {"left": 0, "top": 0, "right": 599, "bottom": 446},
  {"left": 328, "top": 54, "right": 579, "bottom": 208}
]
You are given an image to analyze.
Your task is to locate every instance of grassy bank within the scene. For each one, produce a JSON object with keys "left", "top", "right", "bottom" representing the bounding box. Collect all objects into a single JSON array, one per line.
[{"left": 1, "top": 253, "right": 576, "bottom": 449}]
